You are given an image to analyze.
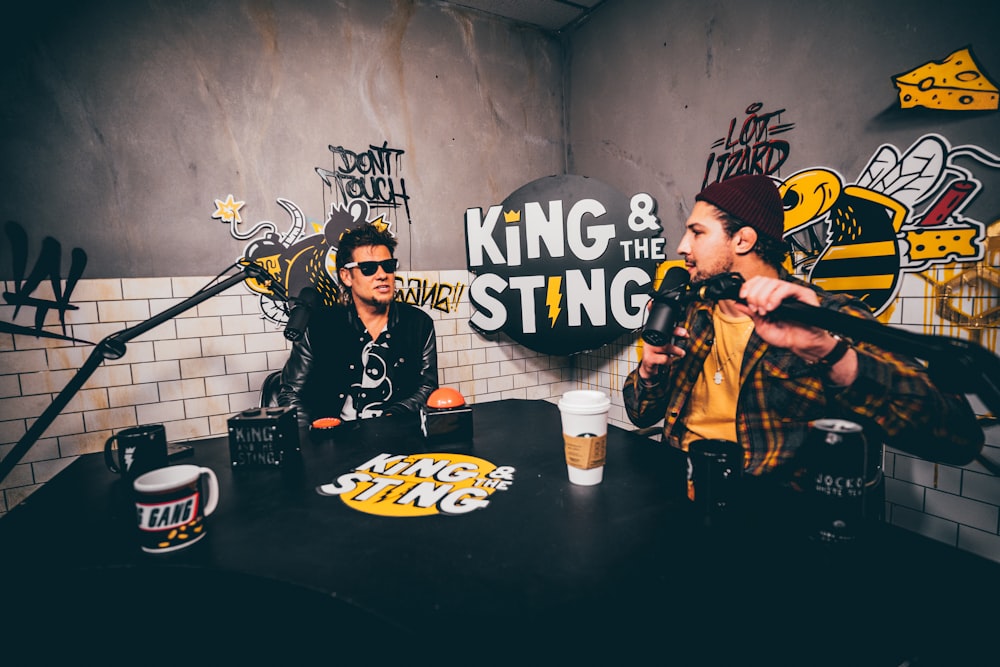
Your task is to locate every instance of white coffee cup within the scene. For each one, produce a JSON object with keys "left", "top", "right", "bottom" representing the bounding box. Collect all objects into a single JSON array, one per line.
[
  {"left": 558, "top": 390, "right": 611, "bottom": 485},
  {"left": 133, "top": 464, "right": 219, "bottom": 553}
]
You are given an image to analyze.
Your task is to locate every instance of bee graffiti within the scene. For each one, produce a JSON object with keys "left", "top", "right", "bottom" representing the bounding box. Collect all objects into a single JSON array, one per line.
[{"left": 780, "top": 134, "right": 994, "bottom": 316}]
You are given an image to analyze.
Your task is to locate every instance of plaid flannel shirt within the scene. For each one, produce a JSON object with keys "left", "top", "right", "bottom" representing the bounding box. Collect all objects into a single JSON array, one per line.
[{"left": 624, "top": 272, "right": 984, "bottom": 478}]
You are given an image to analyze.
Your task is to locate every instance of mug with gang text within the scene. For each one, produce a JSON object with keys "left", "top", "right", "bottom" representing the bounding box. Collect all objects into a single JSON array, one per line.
[{"left": 133, "top": 464, "right": 219, "bottom": 553}]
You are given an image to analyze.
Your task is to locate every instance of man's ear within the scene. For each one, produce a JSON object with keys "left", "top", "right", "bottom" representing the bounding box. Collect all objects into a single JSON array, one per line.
[
  {"left": 338, "top": 267, "right": 353, "bottom": 288},
  {"left": 732, "top": 226, "right": 758, "bottom": 256}
]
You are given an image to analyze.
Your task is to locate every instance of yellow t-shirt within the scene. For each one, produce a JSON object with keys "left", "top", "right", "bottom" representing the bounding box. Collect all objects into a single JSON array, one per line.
[{"left": 681, "top": 305, "right": 754, "bottom": 448}]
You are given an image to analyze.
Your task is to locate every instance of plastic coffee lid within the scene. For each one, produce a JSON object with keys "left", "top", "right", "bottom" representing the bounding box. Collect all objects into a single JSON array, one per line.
[{"left": 558, "top": 390, "right": 610, "bottom": 414}]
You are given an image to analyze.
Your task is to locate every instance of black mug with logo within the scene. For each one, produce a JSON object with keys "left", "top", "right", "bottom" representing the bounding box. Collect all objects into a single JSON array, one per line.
[
  {"left": 104, "top": 424, "right": 169, "bottom": 481},
  {"left": 688, "top": 438, "right": 744, "bottom": 528}
]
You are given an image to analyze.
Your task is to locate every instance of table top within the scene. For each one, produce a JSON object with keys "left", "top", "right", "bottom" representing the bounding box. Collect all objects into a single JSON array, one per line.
[{"left": 2, "top": 399, "right": 998, "bottom": 664}]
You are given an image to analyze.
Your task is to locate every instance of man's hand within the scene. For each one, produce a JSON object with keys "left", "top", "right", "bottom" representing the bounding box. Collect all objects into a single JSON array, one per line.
[
  {"left": 734, "top": 276, "right": 857, "bottom": 385},
  {"left": 639, "top": 327, "right": 688, "bottom": 380}
]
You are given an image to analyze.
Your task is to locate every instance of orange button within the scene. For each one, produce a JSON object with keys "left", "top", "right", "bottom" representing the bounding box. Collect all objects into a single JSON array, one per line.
[
  {"left": 426, "top": 387, "right": 466, "bottom": 409},
  {"left": 311, "top": 417, "right": 342, "bottom": 429}
]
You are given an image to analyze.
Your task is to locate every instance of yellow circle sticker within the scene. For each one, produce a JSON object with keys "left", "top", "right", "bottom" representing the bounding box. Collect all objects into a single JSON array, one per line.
[{"left": 317, "top": 452, "right": 516, "bottom": 517}]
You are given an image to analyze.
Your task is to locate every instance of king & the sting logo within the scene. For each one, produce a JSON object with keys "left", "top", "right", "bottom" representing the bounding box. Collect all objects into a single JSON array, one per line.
[
  {"left": 317, "top": 452, "right": 515, "bottom": 517},
  {"left": 465, "top": 174, "right": 666, "bottom": 356}
]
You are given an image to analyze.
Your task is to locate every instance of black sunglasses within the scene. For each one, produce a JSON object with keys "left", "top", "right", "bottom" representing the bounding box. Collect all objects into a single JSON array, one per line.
[{"left": 342, "top": 258, "right": 399, "bottom": 276}]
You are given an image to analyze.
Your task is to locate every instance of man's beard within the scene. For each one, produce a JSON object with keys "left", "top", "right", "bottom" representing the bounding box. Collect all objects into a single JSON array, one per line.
[
  {"left": 357, "top": 289, "right": 393, "bottom": 311},
  {"left": 690, "top": 257, "right": 732, "bottom": 283}
]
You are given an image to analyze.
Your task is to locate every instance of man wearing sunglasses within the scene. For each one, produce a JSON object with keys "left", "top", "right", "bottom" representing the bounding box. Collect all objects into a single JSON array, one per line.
[{"left": 278, "top": 223, "right": 438, "bottom": 425}]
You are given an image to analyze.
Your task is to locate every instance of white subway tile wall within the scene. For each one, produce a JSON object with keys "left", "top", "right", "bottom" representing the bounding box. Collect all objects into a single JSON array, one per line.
[
  {"left": 1, "top": 270, "right": 999, "bottom": 566},
  {"left": 0, "top": 272, "right": 577, "bottom": 510}
]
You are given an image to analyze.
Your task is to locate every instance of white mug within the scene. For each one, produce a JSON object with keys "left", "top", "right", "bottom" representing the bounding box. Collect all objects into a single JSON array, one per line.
[{"left": 133, "top": 464, "right": 219, "bottom": 553}]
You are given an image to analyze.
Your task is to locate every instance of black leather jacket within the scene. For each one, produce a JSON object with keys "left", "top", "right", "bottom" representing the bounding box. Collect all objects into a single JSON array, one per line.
[{"left": 277, "top": 301, "right": 438, "bottom": 426}]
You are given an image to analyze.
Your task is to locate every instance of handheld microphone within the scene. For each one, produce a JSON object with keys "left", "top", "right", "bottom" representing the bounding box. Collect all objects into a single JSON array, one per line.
[
  {"left": 641, "top": 267, "right": 691, "bottom": 347},
  {"left": 284, "top": 286, "right": 320, "bottom": 341}
]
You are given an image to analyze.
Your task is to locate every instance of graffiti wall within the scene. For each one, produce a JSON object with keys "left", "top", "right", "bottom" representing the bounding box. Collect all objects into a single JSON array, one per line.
[
  {"left": 214, "top": 140, "right": 465, "bottom": 327},
  {"left": 1, "top": 222, "right": 89, "bottom": 345}
]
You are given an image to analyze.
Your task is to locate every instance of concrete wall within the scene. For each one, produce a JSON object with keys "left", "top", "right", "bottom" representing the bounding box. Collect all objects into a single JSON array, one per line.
[
  {"left": 2, "top": 0, "right": 1000, "bottom": 578},
  {"left": 0, "top": 0, "right": 564, "bottom": 277},
  {"left": 566, "top": 0, "right": 1000, "bottom": 233}
]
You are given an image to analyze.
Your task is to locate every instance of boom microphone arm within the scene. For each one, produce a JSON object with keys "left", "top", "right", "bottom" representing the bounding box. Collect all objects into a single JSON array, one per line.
[
  {"left": 769, "top": 299, "right": 1000, "bottom": 410},
  {"left": 693, "top": 272, "right": 1000, "bottom": 473},
  {"left": 0, "top": 261, "right": 287, "bottom": 484},
  {"left": 694, "top": 272, "right": 1000, "bottom": 415}
]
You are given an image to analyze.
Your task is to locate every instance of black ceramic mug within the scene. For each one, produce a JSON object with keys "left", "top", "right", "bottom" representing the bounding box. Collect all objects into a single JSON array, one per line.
[
  {"left": 104, "top": 424, "right": 169, "bottom": 481},
  {"left": 688, "top": 438, "right": 744, "bottom": 527}
]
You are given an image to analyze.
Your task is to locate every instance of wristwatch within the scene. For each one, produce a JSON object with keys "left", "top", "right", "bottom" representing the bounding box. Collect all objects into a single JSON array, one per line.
[{"left": 810, "top": 335, "right": 851, "bottom": 371}]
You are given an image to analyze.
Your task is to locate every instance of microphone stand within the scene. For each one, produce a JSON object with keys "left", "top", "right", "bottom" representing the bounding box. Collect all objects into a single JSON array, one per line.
[
  {"left": 769, "top": 300, "right": 1000, "bottom": 416},
  {"left": 772, "top": 300, "right": 1000, "bottom": 475},
  {"left": 0, "top": 262, "right": 287, "bottom": 484}
]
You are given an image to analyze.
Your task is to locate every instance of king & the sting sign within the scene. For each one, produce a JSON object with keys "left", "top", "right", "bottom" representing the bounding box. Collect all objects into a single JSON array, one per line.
[{"left": 465, "top": 175, "right": 665, "bottom": 355}]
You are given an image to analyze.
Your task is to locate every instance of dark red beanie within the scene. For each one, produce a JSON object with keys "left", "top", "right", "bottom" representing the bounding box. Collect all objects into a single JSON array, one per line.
[{"left": 695, "top": 175, "right": 785, "bottom": 241}]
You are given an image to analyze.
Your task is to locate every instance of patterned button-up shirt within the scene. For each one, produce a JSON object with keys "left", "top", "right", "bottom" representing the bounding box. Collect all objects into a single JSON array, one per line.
[{"left": 624, "top": 272, "right": 983, "bottom": 479}]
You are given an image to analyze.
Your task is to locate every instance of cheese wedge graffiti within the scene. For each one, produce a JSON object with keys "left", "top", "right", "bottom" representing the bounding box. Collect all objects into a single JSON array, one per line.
[{"left": 892, "top": 46, "right": 999, "bottom": 111}]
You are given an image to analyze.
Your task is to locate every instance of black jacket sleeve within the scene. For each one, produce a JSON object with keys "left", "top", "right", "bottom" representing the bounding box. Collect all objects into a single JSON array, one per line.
[
  {"left": 383, "top": 316, "right": 439, "bottom": 415},
  {"left": 277, "top": 326, "right": 316, "bottom": 427}
]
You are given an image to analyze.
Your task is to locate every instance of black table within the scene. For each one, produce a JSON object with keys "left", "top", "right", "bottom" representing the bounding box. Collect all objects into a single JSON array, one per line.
[{"left": 2, "top": 399, "right": 997, "bottom": 665}]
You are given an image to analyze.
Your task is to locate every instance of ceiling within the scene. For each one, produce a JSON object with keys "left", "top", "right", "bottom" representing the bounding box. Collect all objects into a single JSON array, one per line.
[{"left": 441, "top": 0, "right": 608, "bottom": 34}]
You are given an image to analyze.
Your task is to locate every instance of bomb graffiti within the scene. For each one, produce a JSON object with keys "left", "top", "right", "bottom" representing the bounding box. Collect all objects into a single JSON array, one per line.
[
  {"left": 218, "top": 140, "right": 409, "bottom": 327},
  {"left": 230, "top": 198, "right": 390, "bottom": 325}
]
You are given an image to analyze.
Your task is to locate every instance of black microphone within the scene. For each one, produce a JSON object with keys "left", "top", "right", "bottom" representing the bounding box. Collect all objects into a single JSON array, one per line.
[
  {"left": 284, "top": 286, "right": 320, "bottom": 341},
  {"left": 693, "top": 272, "right": 745, "bottom": 301},
  {"left": 641, "top": 267, "right": 691, "bottom": 346}
]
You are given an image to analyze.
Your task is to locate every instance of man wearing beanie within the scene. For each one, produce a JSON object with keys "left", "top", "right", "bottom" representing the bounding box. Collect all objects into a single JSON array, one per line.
[{"left": 623, "top": 174, "right": 983, "bottom": 495}]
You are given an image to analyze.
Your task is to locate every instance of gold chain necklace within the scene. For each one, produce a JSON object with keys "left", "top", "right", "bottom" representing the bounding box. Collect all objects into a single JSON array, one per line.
[
  {"left": 713, "top": 346, "right": 743, "bottom": 385},
  {"left": 711, "top": 311, "right": 754, "bottom": 385}
]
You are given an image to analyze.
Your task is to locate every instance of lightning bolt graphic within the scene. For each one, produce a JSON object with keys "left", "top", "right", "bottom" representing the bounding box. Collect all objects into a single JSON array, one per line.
[{"left": 546, "top": 276, "right": 563, "bottom": 328}]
